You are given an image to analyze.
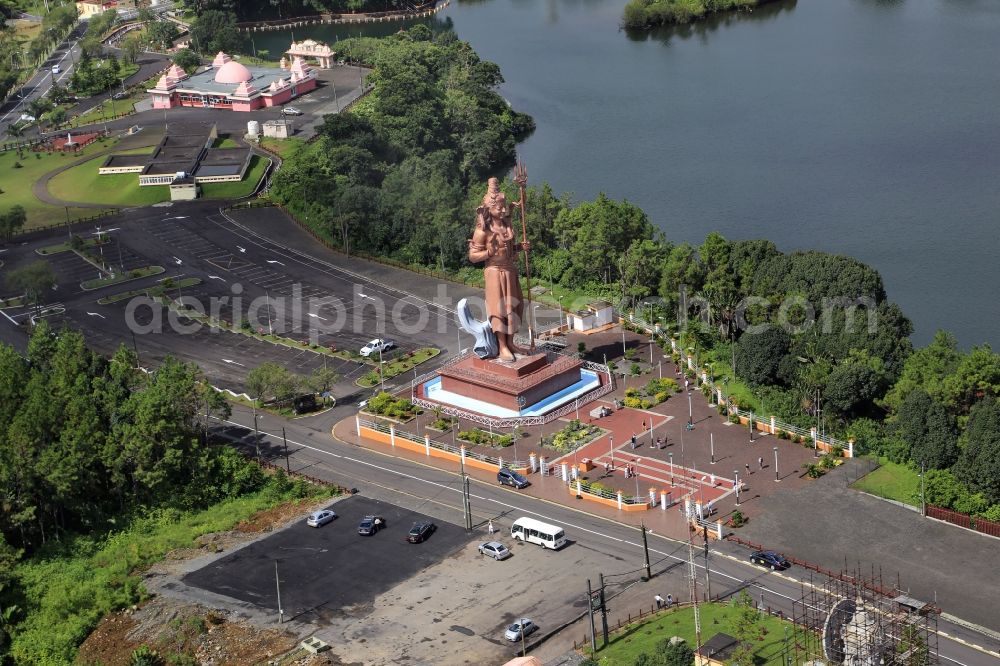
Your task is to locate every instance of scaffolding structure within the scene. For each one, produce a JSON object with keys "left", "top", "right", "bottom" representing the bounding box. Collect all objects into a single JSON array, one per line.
[{"left": 790, "top": 567, "right": 939, "bottom": 666}]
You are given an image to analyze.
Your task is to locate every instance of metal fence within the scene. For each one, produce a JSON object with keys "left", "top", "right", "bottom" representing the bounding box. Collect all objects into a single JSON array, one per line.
[{"left": 926, "top": 505, "right": 1000, "bottom": 538}]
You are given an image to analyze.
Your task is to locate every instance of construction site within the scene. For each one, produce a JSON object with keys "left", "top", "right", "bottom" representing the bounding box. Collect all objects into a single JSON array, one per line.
[{"left": 789, "top": 567, "right": 939, "bottom": 666}]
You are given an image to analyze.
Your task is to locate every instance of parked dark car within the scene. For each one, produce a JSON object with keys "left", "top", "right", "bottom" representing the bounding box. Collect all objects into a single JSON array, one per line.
[
  {"left": 407, "top": 521, "right": 436, "bottom": 543},
  {"left": 750, "top": 550, "right": 790, "bottom": 570},
  {"left": 498, "top": 468, "right": 530, "bottom": 489},
  {"left": 358, "top": 515, "right": 385, "bottom": 536}
]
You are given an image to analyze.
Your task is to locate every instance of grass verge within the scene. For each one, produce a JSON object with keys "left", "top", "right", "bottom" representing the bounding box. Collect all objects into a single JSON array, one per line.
[
  {"left": 200, "top": 155, "right": 269, "bottom": 200},
  {"left": 850, "top": 457, "right": 920, "bottom": 506},
  {"left": 593, "top": 602, "right": 798, "bottom": 666},
  {"left": 356, "top": 347, "right": 441, "bottom": 387},
  {"left": 96, "top": 277, "right": 202, "bottom": 305},
  {"left": 36, "top": 237, "right": 103, "bottom": 255},
  {"left": 7, "top": 471, "right": 337, "bottom": 665},
  {"left": 81, "top": 265, "right": 164, "bottom": 290}
]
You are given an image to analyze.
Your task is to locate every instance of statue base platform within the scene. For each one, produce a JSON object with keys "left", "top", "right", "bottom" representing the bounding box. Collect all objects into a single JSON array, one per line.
[
  {"left": 437, "top": 352, "right": 583, "bottom": 412},
  {"left": 415, "top": 350, "right": 612, "bottom": 425}
]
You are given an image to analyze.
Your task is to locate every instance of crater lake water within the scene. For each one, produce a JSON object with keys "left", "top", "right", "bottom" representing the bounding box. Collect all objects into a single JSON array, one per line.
[{"left": 258, "top": 0, "right": 1000, "bottom": 348}]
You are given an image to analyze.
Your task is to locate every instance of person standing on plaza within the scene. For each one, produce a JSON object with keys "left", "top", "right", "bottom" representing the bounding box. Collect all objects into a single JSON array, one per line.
[
  {"left": 631, "top": 433, "right": 637, "bottom": 449},
  {"left": 488, "top": 520, "right": 495, "bottom": 535},
  {"left": 758, "top": 456, "right": 764, "bottom": 470},
  {"left": 746, "top": 462, "right": 751, "bottom": 476}
]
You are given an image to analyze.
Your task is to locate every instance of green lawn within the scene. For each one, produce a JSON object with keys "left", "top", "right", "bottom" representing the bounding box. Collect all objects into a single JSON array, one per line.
[
  {"left": 851, "top": 457, "right": 920, "bottom": 506},
  {"left": 200, "top": 155, "right": 269, "bottom": 200},
  {"left": 0, "top": 139, "right": 124, "bottom": 229},
  {"left": 212, "top": 135, "right": 241, "bottom": 148},
  {"left": 259, "top": 137, "right": 307, "bottom": 159},
  {"left": 47, "top": 147, "right": 169, "bottom": 208},
  {"left": 592, "top": 603, "right": 802, "bottom": 666},
  {"left": 97, "top": 277, "right": 202, "bottom": 305}
]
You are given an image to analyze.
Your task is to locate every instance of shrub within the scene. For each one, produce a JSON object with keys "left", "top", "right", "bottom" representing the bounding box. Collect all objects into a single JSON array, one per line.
[
  {"left": 640, "top": 399, "right": 654, "bottom": 409},
  {"left": 654, "top": 391, "right": 669, "bottom": 404},
  {"left": 729, "top": 414, "right": 741, "bottom": 424},
  {"left": 624, "top": 396, "right": 643, "bottom": 409},
  {"left": 630, "top": 362, "right": 642, "bottom": 376},
  {"left": 13, "top": 161, "right": 22, "bottom": 168},
  {"left": 804, "top": 463, "right": 824, "bottom": 478},
  {"left": 625, "top": 387, "right": 640, "bottom": 398},
  {"left": 730, "top": 510, "right": 747, "bottom": 527},
  {"left": 625, "top": 347, "right": 637, "bottom": 361},
  {"left": 819, "top": 455, "right": 836, "bottom": 470},
  {"left": 831, "top": 444, "right": 844, "bottom": 458},
  {"left": 777, "top": 430, "right": 790, "bottom": 440}
]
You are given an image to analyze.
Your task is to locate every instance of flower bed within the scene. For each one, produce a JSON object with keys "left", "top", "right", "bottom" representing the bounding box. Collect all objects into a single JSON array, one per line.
[
  {"left": 360, "top": 391, "right": 422, "bottom": 421},
  {"left": 540, "top": 419, "right": 605, "bottom": 453},
  {"left": 457, "top": 428, "right": 514, "bottom": 448},
  {"left": 623, "top": 377, "right": 680, "bottom": 409}
]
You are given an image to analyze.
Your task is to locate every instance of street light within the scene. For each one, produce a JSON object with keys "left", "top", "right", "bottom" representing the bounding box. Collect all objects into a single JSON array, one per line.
[
  {"left": 634, "top": 458, "right": 640, "bottom": 499},
  {"left": 609, "top": 434, "right": 614, "bottom": 469},
  {"left": 734, "top": 470, "right": 740, "bottom": 505},
  {"left": 669, "top": 452, "right": 674, "bottom": 485},
  {"left": 773, "top": 446, "right": 779, "bottom": 482}
]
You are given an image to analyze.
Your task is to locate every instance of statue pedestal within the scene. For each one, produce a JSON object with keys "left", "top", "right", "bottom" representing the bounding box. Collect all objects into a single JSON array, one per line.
[{"left": 437, "top": 351, "right": 583, "bottom": 412}]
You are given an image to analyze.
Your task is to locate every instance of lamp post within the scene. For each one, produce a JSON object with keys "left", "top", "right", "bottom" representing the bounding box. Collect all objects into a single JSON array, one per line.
[
  {"left": 378, "top": 345, "right": 385, "bottom": 393},
  {"left": 687, "top": 390, "right": 693, "bottom": 429},
  {"left": 634, "top": 458, "right": 640, "bottom": 499},
  {"left": 919, "top": 461, "right": 926, "bottom": 517},
  {"left": 734, "top": 470, "right": 740, "bottom": 505},
  {"left": 773, "top": 446, "right": 779, "bottom": 482},
  {"left": 669, "top": 452, "right": 674, "bottom": 485},
  {"left": 609, "top": 434, "right": 614, "bottom": 469},
  {"left": 710, "top": 433, "right": 715, "bottom": 465}
]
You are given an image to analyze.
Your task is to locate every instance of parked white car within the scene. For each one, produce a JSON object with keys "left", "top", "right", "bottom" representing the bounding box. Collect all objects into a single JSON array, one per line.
[{"left": 360, "top": 338, "right": 395, "bottom": 357}]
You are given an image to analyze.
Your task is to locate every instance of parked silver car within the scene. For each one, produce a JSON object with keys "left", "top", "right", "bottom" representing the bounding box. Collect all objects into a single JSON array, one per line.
[
  {"left": 478, "top": 541, "right": 511, "bottom": 560},
  {"left": 504, "top": 618, "right": 537, "bottom": 642},
  {"left": 306, "top": 509, "right": 337, "bottom": 527}
]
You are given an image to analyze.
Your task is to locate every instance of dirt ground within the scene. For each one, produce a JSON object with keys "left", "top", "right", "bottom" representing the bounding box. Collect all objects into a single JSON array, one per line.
[{"left": 76, "top": 497, "right": 343, "bottom": 666}]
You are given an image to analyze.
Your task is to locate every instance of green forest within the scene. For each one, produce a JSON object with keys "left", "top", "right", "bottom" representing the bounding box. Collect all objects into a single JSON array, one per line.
[
  {"left": 177, "top": 0, "right": 430, "bottom": 22},
  {"left": 0, "top": 325, "right": 332, "bottom": 663},
  {"left": 622, "top": 0, "right": 761, "bottom": 29},
  {"left": 267, "top": 27, "right": 1000, "bottom": 522}
]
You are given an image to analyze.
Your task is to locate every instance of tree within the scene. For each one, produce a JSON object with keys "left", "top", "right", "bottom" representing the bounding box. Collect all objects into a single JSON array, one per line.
[
  {"left": 734, "top": 326, "right": 790, "bottom": 386},
  {"left": 308, "top": 366, "right": 340, "bottom": 402},
  {"left": 657, "top": 638, "right": 695, "bottom": 666},
  {"left": 147, "top": 20, "right": 179, "bottom": 50},
  {"left": 881, "top": 330, "right": 961, "bottom": 413},
  {"left": 4, "top": 260, "right": 55, "bottom": 311},
  {"left": 0, "top": 205, "right": 27, "bottom": 240},
  {"left": 892, "top": 389, "right": 957, "bottom": 469},
  {"left": 954, "top": 399, "right": 1000, "bottom": 504},
  {"left": 121, "top": 34, "right": 143, "bottom": 64},
  {"left": 246, "top": 362, "right": 298, "bottom": 406},
  {"left": 172, "top": 48, "right": 201, "bottom": 73},
  {"left": 189, "top": 10, "right": 244, "bottom": 55},
  {"left": 941, "top": 345, "right": 1000, "bottom": 415}
]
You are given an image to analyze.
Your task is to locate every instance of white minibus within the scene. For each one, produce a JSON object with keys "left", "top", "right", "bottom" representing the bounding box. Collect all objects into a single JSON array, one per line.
[{"left": 510, "top": 517, "right": 566, "bottom": 550}]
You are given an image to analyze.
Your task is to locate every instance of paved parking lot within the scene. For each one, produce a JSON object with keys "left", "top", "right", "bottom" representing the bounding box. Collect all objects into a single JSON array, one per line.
[{"left": 183, "top": 495, "right": 468, "bottom": 621}]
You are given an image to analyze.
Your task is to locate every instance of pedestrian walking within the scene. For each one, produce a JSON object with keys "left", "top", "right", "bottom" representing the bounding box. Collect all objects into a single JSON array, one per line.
[
  {"left": 656, "top": 436, "right": 662, "bottom": 449},
  {"left": 758, "top": 456, "right": 764, "bottom": 470},
  {"left": 604, "top": 461, "right": 610, "bottom": 475},
  {"left": 706, "top": 500, "right": 714, "bottom": 516},
  {"left": 631, "top": 433, "right": 637, "bottom": 449},
  {"left": 655, "top": 594, "right": 664, "bottom": 609},
  {"left": 746, "top": 462, "right": 751, "bottom": 475},
  {"left": 641, "top": 420, "right": 646, "bottom": 432},
  {"left": 624, "top": 466, "right": 631, "bottom": 479},
  {"left": 666, "top": 594, "right": 673, "bottom": 607},
  {"left": 488, "top": 520, "right": 495, "bottom": 535}
]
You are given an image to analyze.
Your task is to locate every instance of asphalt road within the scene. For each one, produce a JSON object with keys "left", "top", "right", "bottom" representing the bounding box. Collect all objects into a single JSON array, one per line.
[
  {"left": 214, "top": 403, "right": 1000, "bottom": 666},
  {"left": 0, "top": 23, "right": 87, "bottom": 134}
]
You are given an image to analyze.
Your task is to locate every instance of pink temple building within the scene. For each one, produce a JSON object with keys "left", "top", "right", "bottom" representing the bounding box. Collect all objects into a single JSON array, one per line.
[{"left": 148, "top": 52, "right": 318, "bottom": 112}]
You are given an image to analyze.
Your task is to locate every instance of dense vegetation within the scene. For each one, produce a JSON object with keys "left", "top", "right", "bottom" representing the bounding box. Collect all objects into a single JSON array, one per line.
[
  {"left": 0, "top": 324, "right": 326, "bottom": 663},
  {"left": 0, "top": 2, "right": 77, "bottom": 105},
  {"left": 268, "top": 26, "right": 535, "bottom": 269},
  {"left": 178, "top": 0, "right": 431, "bottom": 22},
  {"left": 622, "top": 0, "right": 761, "bottom": 29}
]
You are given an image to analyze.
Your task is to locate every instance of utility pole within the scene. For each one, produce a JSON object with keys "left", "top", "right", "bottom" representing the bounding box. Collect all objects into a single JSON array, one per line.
[
  {"left": 275, "top": 560, "right": 284, "bottom": 623},
  {"left": 460, "top": 454, "right": 472, "bottom": 531},
  {"left": 252, "top": 405, "right": 261, "bottom": 460},
  {"left": 920, "top": 461, "right": 926, "bottom": 517},
  {"left": 598, "top": 572, "right": 609, "bottom": 647},
  {"left": 702, "top": 525, "right": 712, "bottom": 600},
  {"left": 282, "top": 427, "right": 290, "bottom": 472},
  {"left": 687, "top": 535, "right": 702, "bottom": 653},
  {"left": 586, "top": 579, "right": 598, "bottom": 657},
  {"left": 641, "top": 524, "right": 652, "bottom": 581}
]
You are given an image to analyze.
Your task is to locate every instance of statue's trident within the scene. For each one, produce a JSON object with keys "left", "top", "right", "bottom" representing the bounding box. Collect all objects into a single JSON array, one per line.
[{"left": 514, "top": 161, "right": 534, "bottom": 350}]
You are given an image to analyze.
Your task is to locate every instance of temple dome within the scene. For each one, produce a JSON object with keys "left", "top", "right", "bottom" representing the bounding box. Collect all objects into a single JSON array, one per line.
[{"left": 215, "top": 60, "right": 253, "bottom": 84}]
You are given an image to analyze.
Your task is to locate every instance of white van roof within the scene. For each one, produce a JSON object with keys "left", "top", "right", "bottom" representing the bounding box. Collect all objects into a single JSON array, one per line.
[{"left": 512, "top": 517, "right": 562, "bottom": 533}]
